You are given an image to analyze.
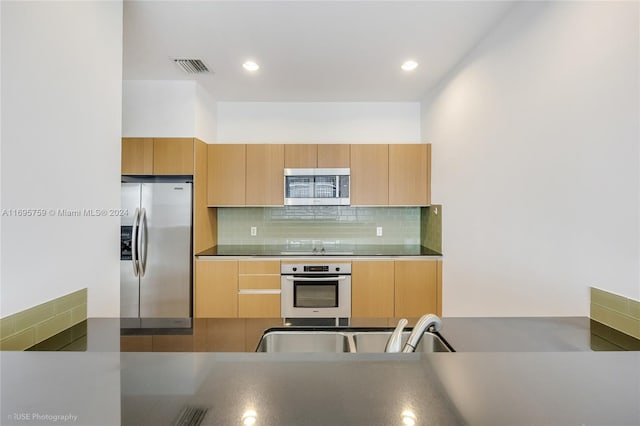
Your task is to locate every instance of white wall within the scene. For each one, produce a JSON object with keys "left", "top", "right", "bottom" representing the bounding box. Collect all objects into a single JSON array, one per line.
[
  {"left": 122, "top": 80, "right": 196, "bottom": 137},
  {"left": 217, "top": 102, "right": 421, "bottom": 143},
  {"left": 1, "top": 1, "right": 123, "bottom": 317},
  {"left": 123, "top": 80, "right": 218, "bottom": 142},
  {"left": 195, "top": 84, "right": 218, "bottom": 143},
  {"left": 421, "top": 1, "right": 639, "bottom": 316}
]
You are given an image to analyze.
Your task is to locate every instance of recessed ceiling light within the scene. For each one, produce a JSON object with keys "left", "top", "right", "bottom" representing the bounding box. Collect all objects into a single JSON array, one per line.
[
  {"left": 243, "top": 61, "right": 260, "bottom": 72},
  {"left": 401, "top": 60, "right": 418, "bottom": 71}
]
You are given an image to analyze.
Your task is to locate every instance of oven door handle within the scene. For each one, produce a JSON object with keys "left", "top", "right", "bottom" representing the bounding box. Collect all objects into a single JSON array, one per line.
[{"left": 285, "top": 276, "right": 347, "bottom": 282}]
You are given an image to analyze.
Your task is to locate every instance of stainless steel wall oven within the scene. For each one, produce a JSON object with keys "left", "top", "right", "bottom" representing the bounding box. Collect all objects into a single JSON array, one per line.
[{"left": 281, "top": 263, "right": 351, "bottom": 324}]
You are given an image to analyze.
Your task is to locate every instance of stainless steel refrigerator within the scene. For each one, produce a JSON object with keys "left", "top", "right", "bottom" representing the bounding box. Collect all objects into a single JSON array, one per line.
[{"left": 120, "top": 178, "right": 192, "bottom": 329}]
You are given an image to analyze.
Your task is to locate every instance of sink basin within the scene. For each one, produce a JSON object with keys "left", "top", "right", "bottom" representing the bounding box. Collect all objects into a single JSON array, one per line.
[
  {"left": 256, "top": 331, "right": 354, "bottom": 353},
  {"left": 351, "top": 331, "right": 452, "bottom": 353},
  {"left": 256, "top": 329, "right": 453, "bottom": 353}
]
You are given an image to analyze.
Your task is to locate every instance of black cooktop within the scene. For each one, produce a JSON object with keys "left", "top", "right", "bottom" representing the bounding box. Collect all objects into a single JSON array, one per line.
[{"left": 196, "top": 244, "right": 441, "bottom": 257}]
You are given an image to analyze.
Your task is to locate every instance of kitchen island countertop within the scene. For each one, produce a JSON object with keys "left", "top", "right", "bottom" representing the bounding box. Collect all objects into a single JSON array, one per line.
[
  {"left": 2, "top": 317, "right": 639, "bottom": 425},
  {"left": 3, "top": 348, "right": 639, "bottom": 425}
]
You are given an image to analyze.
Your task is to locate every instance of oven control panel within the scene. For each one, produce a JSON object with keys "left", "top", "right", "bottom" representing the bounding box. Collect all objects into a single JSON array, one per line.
[{"left": 281, "top": 263, "right": 351, "bottom": 275}]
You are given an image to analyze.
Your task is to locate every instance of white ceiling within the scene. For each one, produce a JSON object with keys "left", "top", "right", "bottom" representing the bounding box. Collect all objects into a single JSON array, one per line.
[{"left": 123, "top": 1, "right": 515, "bottom": 102}]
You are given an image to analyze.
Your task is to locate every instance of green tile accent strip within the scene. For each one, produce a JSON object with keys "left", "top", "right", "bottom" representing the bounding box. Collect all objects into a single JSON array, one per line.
[
  {"left": 590, "top": 287, "right": 640, "bottom": 340},
  {"left": 420, "top": 205, "right": 442, "bottom": 253},
  {"left": 218, "top": 206, "right": 421, "bottom": 245},
  {"left": 590, "top": 319, "right": 640, "bottom": 351},
  {"left": 0, "top": 288, "right": 87, "bottom": 351},
  {"left": 27, "top": 321, "right": 87, "bottom": 351}
]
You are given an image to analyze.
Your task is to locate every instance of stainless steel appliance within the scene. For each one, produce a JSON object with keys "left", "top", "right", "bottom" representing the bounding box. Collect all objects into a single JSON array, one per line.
[
  {"left": 281, "top": 263, "right": 351, "bottom": 324},
  {"left": 284, "top": 168, "right": 350, "bottom": 206},
  {"left": 120, "top": 177, "right": 192, "bottom": 329}
]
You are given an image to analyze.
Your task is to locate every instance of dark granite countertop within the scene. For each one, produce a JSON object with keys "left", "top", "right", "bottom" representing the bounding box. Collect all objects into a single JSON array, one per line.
[
  {"left": 196, "top": 244, "right": 442, "bottom": 257},
  {"left": 3, "top": 349, "right": 639, "bottom": 425},
  {"left": 4, "top": 317, "right": 639, "bottom": 425}
]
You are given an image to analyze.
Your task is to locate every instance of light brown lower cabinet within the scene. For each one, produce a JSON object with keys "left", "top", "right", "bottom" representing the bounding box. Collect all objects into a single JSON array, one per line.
[
  {"left": 352, "top": 260, "right": 395, "bottom": 318},
  {"left": 195, "top": 259, "right": 280, "bottom": 318},
  {"left": 238, "top": 260, "right": 281, "bottom": 318},
  {"left": 351, "top": 259, "right": 442, "bottom": 318},
  {"left": 195, "top": 259, "right": 238, "bottom": 318},
  {"left": 394, "top": 259, "right": 440, "bottom": 318},
  {"left": 195, "top": 258, "right": 441, "bottom": 319}
]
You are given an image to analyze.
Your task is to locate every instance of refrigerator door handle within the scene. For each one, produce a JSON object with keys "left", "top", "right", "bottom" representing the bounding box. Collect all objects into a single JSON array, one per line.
[
  {"left": 131, "top": 207, "right": 140, "bottom": 277},
  {"left": 138, "top": 207, "right": 148, "bottom": 277}
]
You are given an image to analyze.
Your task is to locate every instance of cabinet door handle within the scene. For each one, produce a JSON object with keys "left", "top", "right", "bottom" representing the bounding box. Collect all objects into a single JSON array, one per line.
[
  {"left": 238, "top": 289, "right": 281, "bottom": 295},
  {"left": 285, "top": 276, "right": 346, "bottom": 282}
]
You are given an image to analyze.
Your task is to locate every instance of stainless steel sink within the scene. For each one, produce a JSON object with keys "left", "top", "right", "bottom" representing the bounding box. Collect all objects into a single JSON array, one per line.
[
  {"left": 256, "top": 331, "right": 354, "bottom": 353},
  {"left": 256, "top": 329, "right": 453, "bottom": 353},
  {"left": 351, "top": 331, "right": 451, "bottom": 353}
]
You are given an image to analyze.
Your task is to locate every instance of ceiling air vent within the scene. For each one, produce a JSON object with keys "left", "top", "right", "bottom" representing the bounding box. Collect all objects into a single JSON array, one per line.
[{"left": 173, "top": 58, "right": 211, "bottom": 74}]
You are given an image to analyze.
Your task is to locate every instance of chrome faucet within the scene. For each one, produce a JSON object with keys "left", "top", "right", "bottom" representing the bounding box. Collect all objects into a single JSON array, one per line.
[
  {"left": 384, "top": 318, "right": 408, "bottom": 353},
  {"left": 402, "top": 314, "right": 442, "bottom": 353}
]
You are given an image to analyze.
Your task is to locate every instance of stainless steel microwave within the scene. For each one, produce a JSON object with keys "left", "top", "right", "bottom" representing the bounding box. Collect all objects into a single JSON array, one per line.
[{"left": 284, "top": 168, "right": 350, "bottom": 206}]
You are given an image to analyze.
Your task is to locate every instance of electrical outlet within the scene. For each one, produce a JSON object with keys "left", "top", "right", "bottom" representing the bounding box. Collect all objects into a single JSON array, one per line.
[
  {"left": 376, "top": 226, "right": 383, "bottom": 237},
  {"left": 250, "top": 226, "right": 257, "bottom": 237}
]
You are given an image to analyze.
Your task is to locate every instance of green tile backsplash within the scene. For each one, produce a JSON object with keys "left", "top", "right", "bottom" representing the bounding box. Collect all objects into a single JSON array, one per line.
[
  {"left": 421, "top": 205, "right": 442, "bottom": 253},
  {"left": 590, "top": 287, "right": 640, "bottom": 340},
  {"left": 0, "top": 288, "right": 87, "bottom": 351},
  {"left": 218, "top": 207, "right": 421, "bottom": 245}
]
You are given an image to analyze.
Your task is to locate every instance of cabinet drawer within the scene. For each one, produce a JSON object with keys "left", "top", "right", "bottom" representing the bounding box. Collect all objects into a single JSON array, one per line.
[
  {"left": 238, "top": 260, "right": 280, "bottom": 275},
  {"left": 238, "top": 275, "right": 280, "bottom": 290}
]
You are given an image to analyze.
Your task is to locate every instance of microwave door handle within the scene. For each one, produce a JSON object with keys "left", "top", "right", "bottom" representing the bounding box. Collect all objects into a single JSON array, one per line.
[
  {"left": 131, "top": 207, "right": 140, "bottom": 277},
  {"left": 285, "top": 276, "right": 347, "bottom": 282}
]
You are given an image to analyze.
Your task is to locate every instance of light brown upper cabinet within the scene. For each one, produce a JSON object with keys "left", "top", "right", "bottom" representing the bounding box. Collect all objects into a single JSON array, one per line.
[
  {"left": 153, "top": 138, "right": 194, "bottom": 175},
  {"left": 317, "top": 144, "right": 350, "bottom": 168},
  {"left": 121, "top": 137, "right": 193, "bottom": 175},
  {"left": 284, "top": 144, "right": 350, "bottom": 168},
  {"left": 246, "top": 144, "right": 284, "bottom": 206},
  {"left": 285, "top": 144, "right": 317, "bottom": 168},
  {"left": 122, "top": 138, "right": 153, "bottom": 175},
  {"left": 207, "top": 144, "right": 246, "bottom": 206},
  {"left": 350, "top": 144, "right": 389, "bottom": 206},
  {"left": 389, "top": 144, "right": 430, "bottom": 206}
]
